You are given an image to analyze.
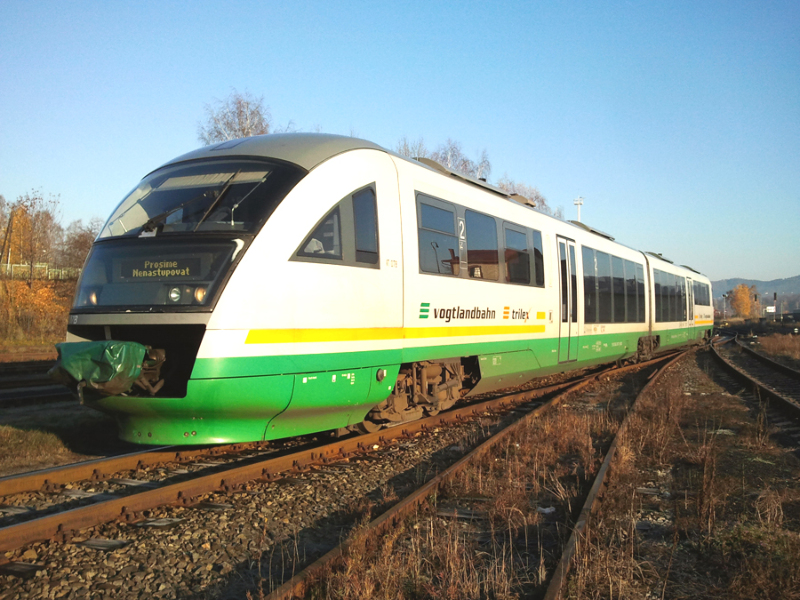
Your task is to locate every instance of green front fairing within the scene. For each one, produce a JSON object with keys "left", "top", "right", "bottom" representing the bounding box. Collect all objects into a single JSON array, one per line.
[{"left": 94, "top": 325, "right": 709, "bottom": 445}]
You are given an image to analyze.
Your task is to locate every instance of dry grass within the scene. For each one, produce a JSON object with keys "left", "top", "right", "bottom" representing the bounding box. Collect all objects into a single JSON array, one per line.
[
  {"left": 298, "top": 382, "right": 625, "bottom": 600},
  {"left": 567, "top": 357, "right": 800, "bottom": 599},
  {"left": 758, "top": 333, "right": 800, "bottom": 361},
  {"left": 0, "top": 279, "right": 75, "bottom": 344},
  {"left": 0, "top": 404, "right": 125, "bottom": 476}
]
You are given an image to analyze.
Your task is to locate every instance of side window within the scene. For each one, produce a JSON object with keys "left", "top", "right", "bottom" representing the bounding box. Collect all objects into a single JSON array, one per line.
[
  {"left": 353, "top": 188, "right": 378, "bottom": 264},
  {"left": 465, "top": 210, "right": 498, "bottom": 280},
  {"left": 294, "top": 184, "right": 378, "bottom": 268},
  {"left": 624, "top": 260, "right": 637, "bottom": 323},
  {"left": 612, "top": 256, "right": 625, "bottom": 323},
  {"left": 418, "top": 198, "right": 459, "bottom": 276},
  {"left": 504, "top": 227, "right": 530, "bottom": 285},
  {"left": 635, "top": 264, "right": 645, "bottom": 322},
  {"left": 532, "top": 230, "right": 545, "bottom": 287},
  {"left": 298, "top": 207, "right": 342, "bottom": 259},
  {"left": 582, "top": 246, "right": 597, "bottom": 324},
  {"left": 596, "top": 251, "right": 612, "bottom": 323}
]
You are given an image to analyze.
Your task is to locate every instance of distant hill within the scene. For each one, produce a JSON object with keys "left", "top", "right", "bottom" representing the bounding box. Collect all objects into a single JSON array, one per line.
[{"left": 710, "top": 275, "right": 800, "bottom": 297}]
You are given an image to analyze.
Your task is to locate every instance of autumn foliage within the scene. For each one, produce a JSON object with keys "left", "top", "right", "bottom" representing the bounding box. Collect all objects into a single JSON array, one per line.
[
  {"left": 0, "top": 191, "right": 101, "bottom": 345},
  {"left": 729, "top": 283, "right": 760, "bottom": 319}
]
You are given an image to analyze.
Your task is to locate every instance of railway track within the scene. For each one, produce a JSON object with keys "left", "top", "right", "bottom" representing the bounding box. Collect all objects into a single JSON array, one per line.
[
  {"left": 712, "top": 334, "right": 800, "bottom": 418},
  {"left": 0, "top": 353, "right": 680, "bottom": 577},
  {"left": 0, "top": 358, "right": 73, "bottom": 409},
  {"left": 262, "top": 350, "right": 686, "bottom": 599},
  {"left": 0, "top": 360, "right": 55, "bottom": 389}
]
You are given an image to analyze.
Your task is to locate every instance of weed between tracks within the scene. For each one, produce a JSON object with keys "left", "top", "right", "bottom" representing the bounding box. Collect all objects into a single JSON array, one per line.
[
  {"left": 756, "top": 333, "right": 800, "bottom": 365},
  {"left": 567, "top": 354, "right": 800, "bottom": 599},
  {"left": 297, "top": 381, "right": 627, "bottom": 600}
]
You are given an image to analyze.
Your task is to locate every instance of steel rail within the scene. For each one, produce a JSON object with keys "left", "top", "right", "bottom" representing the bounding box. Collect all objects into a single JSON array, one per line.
[
  {"left": 711, "top": 337, "right": 800, "bottom": 418},
  {"left": 0, "top": 378, "right": 580, "bottom": 554},
  {"left": 734, "top": 337, "right": 800, "bottom": 381},
  {"left": 0, "top": 442, "right": 271, "bottom": 497},
  {"left": 542, "top": 350, "right": 687, "bottom": 600},
  {"left": 0, "top": 354, "right": 677, "bottom": 557},
  {"left": 263, "top": 352, "right": 679, "bottom": 600},
  {"left": 0, "top": 360, "right": 647, "bottom": 497}
]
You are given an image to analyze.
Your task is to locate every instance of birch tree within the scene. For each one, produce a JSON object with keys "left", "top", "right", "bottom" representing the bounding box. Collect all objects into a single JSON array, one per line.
[{"left": 198, "top": 89, "right": 272, "bottom": 144}]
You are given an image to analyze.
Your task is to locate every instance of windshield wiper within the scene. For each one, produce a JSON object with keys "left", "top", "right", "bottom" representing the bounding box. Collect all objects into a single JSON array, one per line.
[
  {"left": 141, "top": 171, "right": 239, "bottom": 233},
  {"left": 193, "top": 171, "right": 240, "bottom": 232}
]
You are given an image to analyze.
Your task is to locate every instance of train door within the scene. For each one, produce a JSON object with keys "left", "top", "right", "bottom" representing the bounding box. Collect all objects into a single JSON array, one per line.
[
  {"left": 557, "top": 236, "right": 579, "bottom": 362},
  {"left": 686, "top": 278, "right": 694, "bottom": 327}
]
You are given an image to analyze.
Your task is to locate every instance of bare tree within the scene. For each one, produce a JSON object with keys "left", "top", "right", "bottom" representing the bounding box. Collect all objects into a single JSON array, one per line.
[
  {"left": 61, "top": 217, "right": 103, "bottom": 270},
  {"left": 395, "top": 136, "right": 430, "bottom": 160},
  {"left": 197, "top": 89, "right": 272, "bottom": 145},
  {"left": 7, "top": 191, "right": 61, "bottom": 287},
  {"left": 496, "top": 175, "right": 563, "bottom": 218},
  {"left": 431, "top": 138, "right": 492, "bottom": 180}
]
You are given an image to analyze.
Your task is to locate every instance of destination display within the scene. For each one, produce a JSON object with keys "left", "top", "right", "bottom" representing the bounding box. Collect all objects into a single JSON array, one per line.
[{"left": 120, "top": 258, "right": 201, "bottom": 279}]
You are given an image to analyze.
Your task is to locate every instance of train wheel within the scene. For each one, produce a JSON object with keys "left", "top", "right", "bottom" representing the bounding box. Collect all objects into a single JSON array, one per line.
[{"left": 354, "top": 420, "right": 382, "bottom": 434}]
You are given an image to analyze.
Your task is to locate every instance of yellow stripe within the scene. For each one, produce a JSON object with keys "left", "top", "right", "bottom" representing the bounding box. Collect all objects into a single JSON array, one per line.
[
  {"left": 694, "top": 319, "right": 713, "bottom": 325},
  {"left": 245, "top": 324, "right": 546, "bottom": 345}
]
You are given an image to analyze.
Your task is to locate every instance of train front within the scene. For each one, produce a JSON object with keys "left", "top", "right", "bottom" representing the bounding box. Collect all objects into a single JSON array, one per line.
[{"left": 58, "top": 152, "right": 306, "bottom": 444}]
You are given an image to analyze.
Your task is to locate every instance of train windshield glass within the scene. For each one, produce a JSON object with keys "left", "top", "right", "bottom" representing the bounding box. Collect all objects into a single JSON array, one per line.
[{"left": 99, "top": 159, "right": 305, "bottom": 239}]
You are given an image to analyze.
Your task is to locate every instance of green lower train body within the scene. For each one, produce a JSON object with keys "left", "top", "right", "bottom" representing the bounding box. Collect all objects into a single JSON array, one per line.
[{"left": 87, "top": 325, "right": 710, "bottom": 445}]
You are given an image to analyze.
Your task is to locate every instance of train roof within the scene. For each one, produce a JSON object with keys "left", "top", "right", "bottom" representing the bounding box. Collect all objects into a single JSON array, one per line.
[
  {"left": 159, "top": 133, "right": 386, "bottom": 173},
  {"left": 158, "top": 134, "right": 710, "bottom": 280}
]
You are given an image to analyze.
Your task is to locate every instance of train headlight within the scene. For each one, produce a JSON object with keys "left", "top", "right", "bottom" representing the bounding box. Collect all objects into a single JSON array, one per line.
[
  {"left": 88, "top": 291, "right": 98, "bottom": 306},
  {"left": 194, "top": 286, "right": 207, "bottom": 303},
  {"left": 168, "top": 287, "right": 182, "bottom": 302}
]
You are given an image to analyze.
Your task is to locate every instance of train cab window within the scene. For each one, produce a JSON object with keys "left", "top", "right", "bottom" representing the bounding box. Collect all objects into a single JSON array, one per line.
[
  {"left": 465, "top": 210, "right": 499, "bottom": 280},
  {"left": 418, "top": 197, "right": 460, "bottom": 276},
  {"left": 533, "top": 230, "right": 545, "bottom": 287},
  {"left": 299, "top": 207, "right": 342, "bottom": 259},
  {"left": 294, "top": 183, "right": 379, "bottom": 268},
  {"left": 353, "top": 188, "right": 378, "bottom": 264},
  {"left": 504, "top": 227, "right": 530, "bottom": 285}
]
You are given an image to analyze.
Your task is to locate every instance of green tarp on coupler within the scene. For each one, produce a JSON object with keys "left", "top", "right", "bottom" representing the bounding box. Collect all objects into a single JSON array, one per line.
[{"left": 48, "top": 340, "right": 148, "bottom": 399}]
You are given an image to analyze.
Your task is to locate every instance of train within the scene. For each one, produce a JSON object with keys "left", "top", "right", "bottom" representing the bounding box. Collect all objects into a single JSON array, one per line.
[{"left": 58, "top": 133, "right": 713, "bottom": 445}]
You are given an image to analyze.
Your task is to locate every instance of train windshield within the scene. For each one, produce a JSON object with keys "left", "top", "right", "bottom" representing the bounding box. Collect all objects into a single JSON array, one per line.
[{"left": 99, "top": 159, "right": 305, "bottom": 239}]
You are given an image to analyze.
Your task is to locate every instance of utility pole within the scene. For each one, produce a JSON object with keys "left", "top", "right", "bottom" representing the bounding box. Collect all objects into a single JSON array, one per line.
[{"left": 573, "top": 197, "right": 584, "bottom": 222}]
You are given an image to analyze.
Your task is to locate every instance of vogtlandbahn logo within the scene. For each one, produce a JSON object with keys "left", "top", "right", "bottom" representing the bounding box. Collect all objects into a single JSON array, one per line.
[{"left": 419, "top": 302, "right": 496, "bottom": 323}]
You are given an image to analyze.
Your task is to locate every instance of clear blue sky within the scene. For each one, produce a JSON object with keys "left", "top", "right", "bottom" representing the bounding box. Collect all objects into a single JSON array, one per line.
[{"left": 1, "top": 1, "right": 798, "bottom": 281}]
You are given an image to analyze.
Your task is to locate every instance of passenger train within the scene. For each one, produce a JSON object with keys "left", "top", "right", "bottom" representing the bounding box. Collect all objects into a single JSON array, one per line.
[{"left": 63, "top": 133, "right": 713, "bottom": 444}]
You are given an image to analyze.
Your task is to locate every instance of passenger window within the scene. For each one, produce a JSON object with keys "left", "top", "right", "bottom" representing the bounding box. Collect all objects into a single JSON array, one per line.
[
  {"left": 624, "top": 260, "right": 637, "bottom": 323},
  {"left": 635, "top": 264, "right": 645, "bottom": 321},
  {"left": 612, "top": 256, "right": 625, "bottom": 323},
  {"left": 418, "top": 199, "right": 459, "bottom": 276},
  {"left": 504, "top": 228, "right": 530, "bottom": 285},
  {"left": 582, "top": 246, "right": 597, "bottom": 323},
  {"left": 353, "top": 188, "right": 378, "bottom": 264},
  {"left": 465, "top": 210, "right": 498, "bottom": 280},
  {"left": 596, "top": 251, "right": 612, "bottom": 323},
  {"left": 293, "top": 183, "right": 379, "bottom": 268},
  {"left": 298, "top": 207, "right": 342, "bottom": 259},
  {"left": 532, "top": 230, "right": 545, "bottom": 287}
]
